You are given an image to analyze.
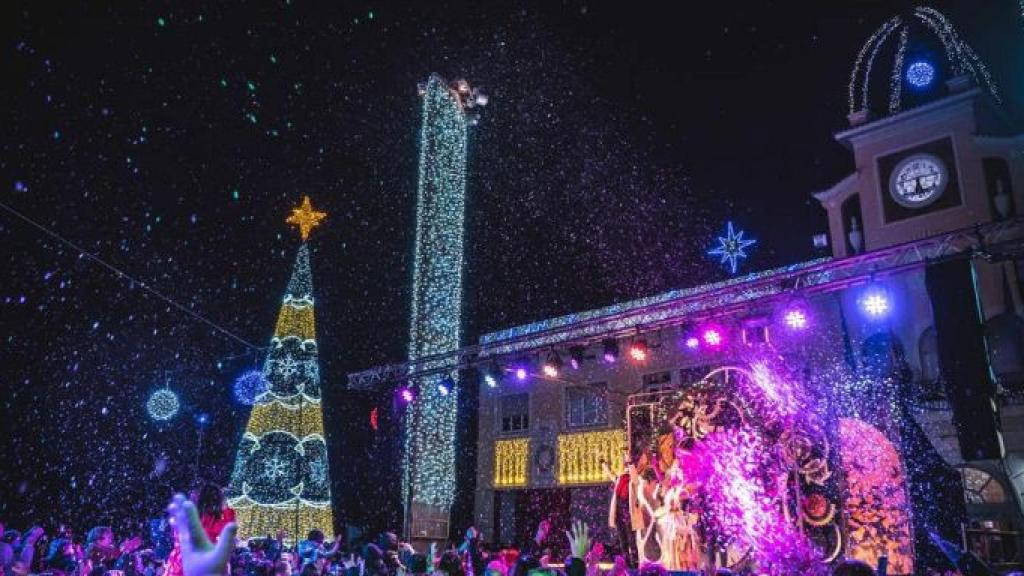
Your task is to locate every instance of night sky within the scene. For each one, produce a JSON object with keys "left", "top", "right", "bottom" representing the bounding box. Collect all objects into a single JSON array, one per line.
[{"left": 2, "top": 0, "right": 1022, "bottom": 533}]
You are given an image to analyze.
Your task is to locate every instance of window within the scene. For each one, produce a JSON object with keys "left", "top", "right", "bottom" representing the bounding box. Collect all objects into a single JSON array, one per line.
[
  {"left": 499, "top": 393, "right": 529, "bottom": 433},
  {"left": 679, "top": 365, "right": 712, "bottom": 386},
  {"left": 565, "top": 383, "right": 608, "bottom": 428},
  {"left": 961, "top": 467, "right": 1007, "bottom": 504},
  {"left": 642, "top": 371, "right": 672, "bottom": 392}
]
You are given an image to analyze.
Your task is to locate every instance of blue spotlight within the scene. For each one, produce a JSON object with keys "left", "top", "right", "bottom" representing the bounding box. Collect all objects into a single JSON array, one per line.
[{"left": 859, "top": 288, "right": 891, "bottom": 319}]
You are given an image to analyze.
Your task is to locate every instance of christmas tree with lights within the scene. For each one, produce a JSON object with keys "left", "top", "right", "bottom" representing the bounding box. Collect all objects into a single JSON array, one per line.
[{"left": 227, "top": 196, "right": 333, "bottom": 541}]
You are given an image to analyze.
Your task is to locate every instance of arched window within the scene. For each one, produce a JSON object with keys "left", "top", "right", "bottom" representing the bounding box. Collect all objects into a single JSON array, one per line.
[
  {"left": 961, "top": 467, "right": 1007, "bottom": 504},
  {"left": 918, "top": 326, "right": 940, "bottom": 384},
  {"left": 986, "top": 313, "right": 1024, "bottom": 383}
]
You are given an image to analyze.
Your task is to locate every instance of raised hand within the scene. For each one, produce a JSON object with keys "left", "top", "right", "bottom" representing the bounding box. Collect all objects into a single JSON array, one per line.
[
  {"left": 25, "top": 526, "right": 45, "bottom": 545},
  {"left": 564, "top": 521, "right": 590, "bottom": 560},
  {"left": 167, "top": 493, "right": 237, "bottom": 576}
]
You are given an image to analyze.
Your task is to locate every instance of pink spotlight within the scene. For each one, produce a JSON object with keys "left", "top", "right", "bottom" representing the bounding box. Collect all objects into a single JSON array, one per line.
[
  {"left": 703, "top": 328, "right": 723, "bottom": 347},
  {"left": 515, "top": 367, "right": 528, "bottom": 381},
  {"left": 685, "top": 336, "right": 700, "bottom": 349},
  {"left": 783, "top": 309, "right": 808, "bottom": 330},
  {"left": 399, "top": 387, "right": 414, "bottom": 403}
]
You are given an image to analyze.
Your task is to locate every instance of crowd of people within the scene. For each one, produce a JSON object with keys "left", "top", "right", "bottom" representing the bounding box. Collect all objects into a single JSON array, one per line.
[{"left": 0, "top": 483, "right": 1000, "bottom": 576}]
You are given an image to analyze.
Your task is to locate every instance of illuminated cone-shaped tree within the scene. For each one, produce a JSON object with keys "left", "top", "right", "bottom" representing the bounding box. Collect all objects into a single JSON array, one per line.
[{"left": 227, "top": 197, "right": 333, "bottom": 541}]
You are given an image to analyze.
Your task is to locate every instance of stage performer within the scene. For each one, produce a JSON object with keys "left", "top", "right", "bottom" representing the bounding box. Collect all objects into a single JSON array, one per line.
[
  {"left": 166, "top": 483, "right": 237, "bottom": 576},
  {"left": 600, "top": 451, "right": 647, "bottom": 568},
  {"left": 649, "top": 449, "right": 701, "bottom": 571}
]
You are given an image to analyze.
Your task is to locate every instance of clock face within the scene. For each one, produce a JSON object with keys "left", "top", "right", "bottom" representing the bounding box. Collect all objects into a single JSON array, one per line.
[{"left": 888, "top": 153, "right": 948, "bottom": 208}]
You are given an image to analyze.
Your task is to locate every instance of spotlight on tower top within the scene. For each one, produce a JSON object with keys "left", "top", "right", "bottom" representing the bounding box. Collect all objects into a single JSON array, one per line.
[{"left": 419, "top": 77, "right": 488, "bottom": 111}]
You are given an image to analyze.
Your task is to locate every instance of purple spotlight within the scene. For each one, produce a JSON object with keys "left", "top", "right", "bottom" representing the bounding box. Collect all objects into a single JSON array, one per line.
[
  {"left": 703, "top": 328, "right": 724, "bottom": 347},
  {"left": 515, "top": 367, "right": 528, "bottom": 381},
  {"left": 399, "top": 387, "right": 415, "bottom": 403},
  {"left": 860, "top": 290, "right": 890, "bottom": 319},
  {"left": 783, "top": 309, "right": 808, "bottom": 330},
  {"left": 685, "top": 336, "right": 700, "bottom": 350}
]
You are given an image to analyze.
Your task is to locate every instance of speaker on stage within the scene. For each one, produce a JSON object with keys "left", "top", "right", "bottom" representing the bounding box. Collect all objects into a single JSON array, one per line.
[{"left": 924, "top": 258, "right": 1004, "bottom": 461}]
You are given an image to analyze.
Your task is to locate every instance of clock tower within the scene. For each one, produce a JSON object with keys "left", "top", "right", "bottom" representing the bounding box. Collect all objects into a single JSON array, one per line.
[
  {"left": 813, "top": 8, "right": 1021, "bottom": 257},
  {"left": 813, "top": 8, "right": 1024, "bottom": 539}
]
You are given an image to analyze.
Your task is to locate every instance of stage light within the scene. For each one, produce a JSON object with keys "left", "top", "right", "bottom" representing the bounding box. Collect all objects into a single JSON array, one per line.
[
  {"left": 602, "top": 338, "right": 619, "bottom": 363},
  {"left": 196, "top": 413, "right": 210, "bottom": 426},
  {"left": 685, "top": 336, "right": 701, "bottom": 349},
  {"left": 860, "top": 289, "right": 891, "bottom": 319},
  {"left": 628, "top": 339, "right": 648, "bottom": 362},
  {"left": 482, "top": 360, "right": 501, "bottom": 388},
  {"left": 515, "top": 366, "right": 528, "bottom": 381},
  {"left": 399, "top": 386, "right": 415, "bottom": 403},
  {"left": 568, "top": 346, "right": 585, "bottom": 370},
  {"left": 783, "top": 309, "right": 808, "bottom": 330},
  {"left": 906, "top": 60, "right": 935, "bottom": 88},
  {"left": 542, "top": 351, "right": 562, "bottom": 378},
  {"left": 437, "top": 375, "right": 454, "bottom": 396},
  {"left": 703, "top": 328, "right": 724, "bottom": 347}
]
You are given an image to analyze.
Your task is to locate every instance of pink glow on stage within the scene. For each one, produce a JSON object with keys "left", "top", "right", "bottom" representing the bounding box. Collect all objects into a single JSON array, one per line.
[
  {"left": 682, "top": 428, "right": 826, "bottom": 575},
  {"left": 702, "top": 328, "right": 724, "bottom": 347},
  {"left": 747, "top": 362, "right": 804, "bottom": 420},
  {"left": 684, "top": 336, "right": 700, "bottom": 349}
]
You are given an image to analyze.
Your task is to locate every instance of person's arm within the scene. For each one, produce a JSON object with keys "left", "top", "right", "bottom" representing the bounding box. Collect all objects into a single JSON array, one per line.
[
  {"left": 426, "top": 542, "right": 437, "bottom": 574},
  {"left": 598, "top": 460, "right": 617, "bottom": 484},
  {"left": 18, "top": 526, "right": 44, "bottom": 567},
  {"left": 465, "top": 529, "right": 485, "bottom": 576}
]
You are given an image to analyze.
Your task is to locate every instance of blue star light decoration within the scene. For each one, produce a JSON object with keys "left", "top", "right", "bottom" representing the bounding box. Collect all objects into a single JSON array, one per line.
[{"left": 708, "top": 221, "right": 757, "bottom": 274}]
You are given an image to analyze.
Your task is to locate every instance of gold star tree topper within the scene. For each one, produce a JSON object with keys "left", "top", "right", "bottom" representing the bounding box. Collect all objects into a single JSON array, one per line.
[{"left": 286, "top": 196, "right": 327, "bottom": 241}]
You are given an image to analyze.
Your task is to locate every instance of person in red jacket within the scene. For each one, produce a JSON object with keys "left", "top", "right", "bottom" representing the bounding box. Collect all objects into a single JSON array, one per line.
[{"left": 166, "top": 484, "right": 236, "bottom": 576}]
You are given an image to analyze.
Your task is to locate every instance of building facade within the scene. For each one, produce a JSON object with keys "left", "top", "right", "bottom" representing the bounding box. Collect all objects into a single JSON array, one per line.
[{"left": 472, "top": 40, "right": 1024, "bottom": 573}]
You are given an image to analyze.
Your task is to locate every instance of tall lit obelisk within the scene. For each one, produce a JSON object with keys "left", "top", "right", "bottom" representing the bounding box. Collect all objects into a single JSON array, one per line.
[{"left": 403, "top": 75, "right": 480, "bottom": 537}]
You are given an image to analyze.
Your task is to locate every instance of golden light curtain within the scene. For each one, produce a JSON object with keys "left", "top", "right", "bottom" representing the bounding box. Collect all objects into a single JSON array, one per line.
[
  {"left": 558, "top": 429, "right": 625, "bottom": 485},
  {"left": 494, "top": 438, "right": 529, "bottom": 487}
]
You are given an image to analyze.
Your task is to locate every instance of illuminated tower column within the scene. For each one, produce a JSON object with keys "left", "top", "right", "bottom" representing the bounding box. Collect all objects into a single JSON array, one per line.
[
  {"left": 404, "top": 75, "right": 475, "bottom": 530},
  {"left": 227, "top": 196, "right": 333, "bottom": 542}
]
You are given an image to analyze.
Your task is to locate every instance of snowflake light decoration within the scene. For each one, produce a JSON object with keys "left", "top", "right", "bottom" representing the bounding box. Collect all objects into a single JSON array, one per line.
[
  {"left": 263, "top": 457, "right": 288, "bottom": 480},
  {"left": 708, "top": 221, "right": 756, "bottom": 275},
  {"left": 276, "top": 354, "right": 300, "bottom": 377},
  {"left": 147, "top": 388, "right": 180, "bottom": 421}
]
